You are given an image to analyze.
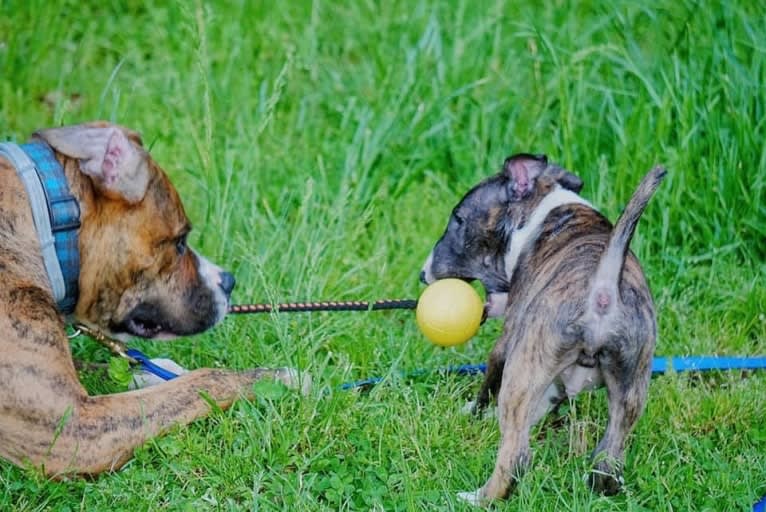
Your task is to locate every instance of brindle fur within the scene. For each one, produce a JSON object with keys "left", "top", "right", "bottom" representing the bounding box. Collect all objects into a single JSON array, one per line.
[
  {"left": 421, "top": 154, "right": 665, "bottom": 503},
  {"left": 0, "top": 122, "right": 299, "bottom": 476}
]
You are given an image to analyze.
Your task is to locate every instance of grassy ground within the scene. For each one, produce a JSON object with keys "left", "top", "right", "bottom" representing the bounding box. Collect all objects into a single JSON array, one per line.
[{"left": 1, "top": 0, "right": 765, "bottom": 509}]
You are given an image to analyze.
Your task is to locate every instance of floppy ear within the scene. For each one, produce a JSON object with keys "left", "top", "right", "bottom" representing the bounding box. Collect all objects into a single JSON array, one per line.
[
  {"left": 503, "top": 153, "right": 548, "bottom": 200},
  {"left": 35, "top": 123, "right": 150, "bottom": 204},
  {"left": 554, "top": 169, "right": 584, "bottom": 193}
]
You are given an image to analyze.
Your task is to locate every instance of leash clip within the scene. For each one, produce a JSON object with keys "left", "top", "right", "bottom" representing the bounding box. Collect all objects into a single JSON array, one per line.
[
  {"left": 71, "top": 323, "right": 137, "bottom": 364},
  {"left": 70, "top": 323, "right": 179, "bottom": 381}
]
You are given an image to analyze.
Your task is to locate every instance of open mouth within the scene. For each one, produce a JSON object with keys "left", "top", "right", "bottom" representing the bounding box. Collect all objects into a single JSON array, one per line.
[
  {"left": 117, "top": 302, "right": 173, "bottom": 339},
  {"left": 116, "top": 300, "right": 219, "bottom": 340},
  {"left": 124, "top": 315, "right": 164, "bottom": 338}
]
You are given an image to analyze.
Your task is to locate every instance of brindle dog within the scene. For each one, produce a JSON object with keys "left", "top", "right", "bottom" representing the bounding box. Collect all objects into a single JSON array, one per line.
[
  {"left": 421, "top": 154, "right": 665, "bottom": 504},
  {"left": 0, "top": 122, "right": 302, "bottom": 476}
]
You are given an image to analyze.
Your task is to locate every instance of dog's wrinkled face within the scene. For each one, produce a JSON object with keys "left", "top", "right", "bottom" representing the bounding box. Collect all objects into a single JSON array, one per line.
[
  {"left": 420, "top": 153, "right": 583, "bottom": 311},
  {"left": 37, "top": 123, "right": 234, "bottom": 340}
]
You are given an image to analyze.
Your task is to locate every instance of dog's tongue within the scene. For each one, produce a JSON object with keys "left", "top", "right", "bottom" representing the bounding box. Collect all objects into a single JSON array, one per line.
[{"left": 484, "top": 293, "right": 508, "bottom": 319}]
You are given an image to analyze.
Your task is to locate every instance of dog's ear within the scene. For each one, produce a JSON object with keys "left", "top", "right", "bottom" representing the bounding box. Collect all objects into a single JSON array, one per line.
[
  {"left": 35, "top": 123, "right": 150, "bottom": 204},
  {"left": 553, "top": 169, "right": 584, "bottom": 193},
  {"left": 503, "top": 153, "right": 548, "bottom": 200}
]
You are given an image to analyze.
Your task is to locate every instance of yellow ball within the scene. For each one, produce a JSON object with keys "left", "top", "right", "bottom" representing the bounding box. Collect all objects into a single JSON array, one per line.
[{"left": 416, "top": 279, "right": 484, "bottom": 347}]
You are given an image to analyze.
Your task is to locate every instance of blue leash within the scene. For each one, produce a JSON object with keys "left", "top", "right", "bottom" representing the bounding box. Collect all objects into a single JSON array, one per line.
[
  {"left": 338, "top": 356, "right": 766, "bottom": 390},
  {"left": 131, "top": 350, "right": 766, "bottom": 386},
  {"left": 650, "top": 356, "right": 766, "bottom": 373}
]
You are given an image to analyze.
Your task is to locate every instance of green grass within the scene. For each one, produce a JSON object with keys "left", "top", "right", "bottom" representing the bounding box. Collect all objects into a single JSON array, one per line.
[{"left": 1, "top": 0, "right": 765, "bottom": 509}]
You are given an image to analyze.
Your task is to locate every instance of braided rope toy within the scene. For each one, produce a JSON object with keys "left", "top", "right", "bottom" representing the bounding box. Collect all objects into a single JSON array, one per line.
[{"left": 229, "top": 298, "right": 418, "bottom": 314}]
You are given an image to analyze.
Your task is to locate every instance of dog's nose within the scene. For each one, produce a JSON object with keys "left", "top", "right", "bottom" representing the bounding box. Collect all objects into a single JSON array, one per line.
[
  {"left": 219, "top": 272, "right": 236, "bottom": 296},
  {"left": 419, "top": 270, "right": 427, "bottom": 284}
]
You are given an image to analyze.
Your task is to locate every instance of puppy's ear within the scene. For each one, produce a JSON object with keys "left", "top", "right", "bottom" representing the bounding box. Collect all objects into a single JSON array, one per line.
[
  {"left": 503, "top": 153, "right": 548, "bottom": 200},
  {"left": 35, "top": 123, "right": 150, "bottom": 204},
  {"left": 554, "top": 169, "right": 583, "bottom": 193}
]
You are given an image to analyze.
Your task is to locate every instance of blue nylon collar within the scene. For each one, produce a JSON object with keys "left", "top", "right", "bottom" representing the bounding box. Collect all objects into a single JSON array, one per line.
[{"left": 2, "top": 141, "right": 80, "bottom": 313}]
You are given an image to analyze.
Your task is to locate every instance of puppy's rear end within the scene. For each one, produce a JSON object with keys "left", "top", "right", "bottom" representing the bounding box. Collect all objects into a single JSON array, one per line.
[
  {"left": 575, "top": 165, "right": 666, "bottom": 494},
  {"left": 571, "top": 166, "right": 668, "bottom": 384},
  {"left": 584, "top": 165, "right": 667, "bottom": 338}
]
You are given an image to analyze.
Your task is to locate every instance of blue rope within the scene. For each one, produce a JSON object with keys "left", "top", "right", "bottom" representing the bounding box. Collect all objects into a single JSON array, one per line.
[
  {"left": 339, "top": 356, "right": 766, "bottom": 391},
  {"left": 652, "top": 356, "right": 766, "bottom": 373},
  {"left": 129, "top": 351, "right": 766, "bottom": 386}
]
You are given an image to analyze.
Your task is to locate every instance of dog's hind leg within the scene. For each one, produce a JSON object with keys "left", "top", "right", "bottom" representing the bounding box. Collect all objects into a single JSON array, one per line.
[
  {"left": 468, "top": 334, "right": 561, "bottom": 420},
  {"left": 587, "top": 345, "right": 653, "bottom": 495},
  {"left": 458, "top": 334, "right": 564, "bottom": 505}
]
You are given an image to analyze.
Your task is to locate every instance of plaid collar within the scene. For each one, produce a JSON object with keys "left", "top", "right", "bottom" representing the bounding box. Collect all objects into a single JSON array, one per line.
[{"left": 0, "top": 141, "right": 80, "bottom": 314}]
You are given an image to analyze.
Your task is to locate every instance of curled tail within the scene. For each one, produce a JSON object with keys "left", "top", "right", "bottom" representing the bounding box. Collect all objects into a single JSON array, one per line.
[{"left": 589, "top": 165, "right": 667, "bottom": 318}]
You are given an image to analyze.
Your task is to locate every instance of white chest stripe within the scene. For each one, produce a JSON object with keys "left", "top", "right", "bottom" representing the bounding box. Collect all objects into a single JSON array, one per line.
[{"left": 504, "top": 186, "right": 592, "bottom": 280}]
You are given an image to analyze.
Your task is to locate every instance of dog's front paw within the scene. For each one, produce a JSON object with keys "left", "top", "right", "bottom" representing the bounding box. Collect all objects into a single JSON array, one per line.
[
  {"left": 274, "top": 367, "right": 312, "bottom": 396},
  {"left": 457, "top": 488, "right": 485, "bottom": 507}
]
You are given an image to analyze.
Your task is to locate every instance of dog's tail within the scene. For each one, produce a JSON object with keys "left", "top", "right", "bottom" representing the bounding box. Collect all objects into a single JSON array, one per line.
[{"left": 587, "top": 165, "right": 666, "bottom": 320}]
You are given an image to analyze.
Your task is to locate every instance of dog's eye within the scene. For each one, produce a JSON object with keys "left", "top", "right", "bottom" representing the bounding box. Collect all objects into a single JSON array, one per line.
[{"left": 175, "top": 234, "right": 187, "bottom": 255}]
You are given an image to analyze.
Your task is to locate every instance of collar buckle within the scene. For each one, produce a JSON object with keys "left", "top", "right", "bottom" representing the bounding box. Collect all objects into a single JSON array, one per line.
[{"left": 49, "top": 195, "right": 81, "bottom": 232}]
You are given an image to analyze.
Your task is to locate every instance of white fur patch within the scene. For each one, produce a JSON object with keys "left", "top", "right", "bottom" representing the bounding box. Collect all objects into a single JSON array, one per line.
[
  {"left": 195, "top": 251, "right": 229, "bottom": 322},
  {"left": 457, "top": 489, "right": 484, "bottom": 506},
  {"left": 460, "top": 400, "right": 497, "bottom": 419},
  {"left": 421, "top": 251, "right": 435, "bottom": 284},
  {"left": 530, "top": 382, "right": 564, "bottom": 425},
  {"left": 560, "top": 365, "right": 603, "bottom": 397},
  {"left": 504, "top": 186, "right": 592, "bottom": 280},
  {"left": 484, "top": 292, "right": 508, "bottom": 318}
]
